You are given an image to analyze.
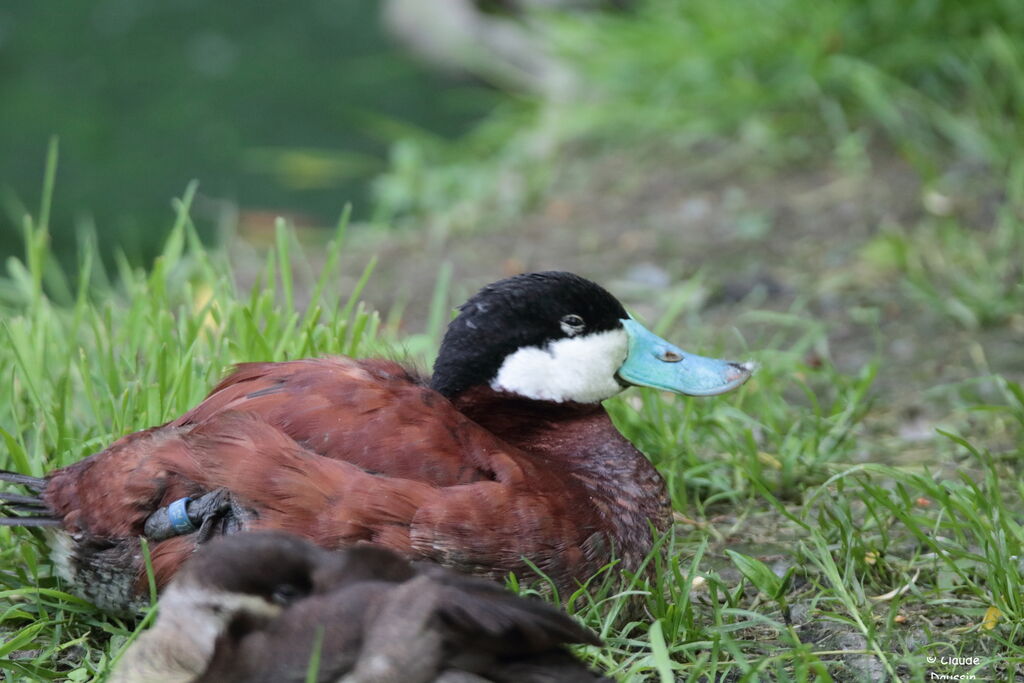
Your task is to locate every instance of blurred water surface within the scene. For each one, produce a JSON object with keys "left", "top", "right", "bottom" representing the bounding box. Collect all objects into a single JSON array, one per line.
[{"left": 0, "top": 1, "right": 498, "bottom": 266}]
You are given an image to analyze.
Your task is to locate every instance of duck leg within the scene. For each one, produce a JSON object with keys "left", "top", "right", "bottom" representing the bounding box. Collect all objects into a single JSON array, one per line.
[{"left": 143, "top": 488, "right": 251, "bottom": 542}]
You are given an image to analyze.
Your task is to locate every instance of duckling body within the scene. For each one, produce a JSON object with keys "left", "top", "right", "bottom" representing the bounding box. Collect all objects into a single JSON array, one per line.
[
  {"left": 112, "top": 531, "right": 609, "bottom": 683},
  {"left": 2, "top": 272, "right": 753, "bottom": 613}
]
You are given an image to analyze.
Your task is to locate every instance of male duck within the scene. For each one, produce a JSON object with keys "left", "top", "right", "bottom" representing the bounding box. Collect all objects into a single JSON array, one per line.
[{"left": 0, "top": 271, "right": 753, "bottom": 613}]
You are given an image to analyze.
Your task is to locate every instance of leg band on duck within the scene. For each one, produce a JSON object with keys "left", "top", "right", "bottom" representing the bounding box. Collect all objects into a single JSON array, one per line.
[
  {"left": 143, "top": 488, "right": 244, "bottom": 542},
  {"left": 167, "top": 497, "right": 196, "bottom": 535}
]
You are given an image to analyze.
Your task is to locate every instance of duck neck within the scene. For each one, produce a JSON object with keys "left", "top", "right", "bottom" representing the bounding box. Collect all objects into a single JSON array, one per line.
[
  {"left": 451, "top": 385, "right": 609, "bottom": 450},
  {"left": 451, "top": 385, "right": 671, "bottom": 542}
]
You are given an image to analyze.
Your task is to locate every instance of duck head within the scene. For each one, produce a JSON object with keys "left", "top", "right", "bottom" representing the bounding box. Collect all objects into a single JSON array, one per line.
[
  {"left": 431, "top": 271, "right": 755, "bottom": 403},
  {"left": 110, "top": 532, "right": 345, "bottom": 683}
]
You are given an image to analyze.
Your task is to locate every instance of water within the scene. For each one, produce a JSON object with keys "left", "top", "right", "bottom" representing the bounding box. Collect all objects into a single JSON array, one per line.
[{"left": 0, "top": 0, "right": 498, "bottom": 266}]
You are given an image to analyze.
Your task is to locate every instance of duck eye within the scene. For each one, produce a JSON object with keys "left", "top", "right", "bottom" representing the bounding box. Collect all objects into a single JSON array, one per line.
[
  {"left": 559, "top": 314, "right": 585, "bottom": 336},
  {"left": 271, "top": 583, "right": 306, "bottom": 606}
]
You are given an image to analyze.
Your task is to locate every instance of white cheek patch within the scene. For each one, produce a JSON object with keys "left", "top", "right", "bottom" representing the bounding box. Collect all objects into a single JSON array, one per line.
[{"left": 491, "top": 328, "right": 629, "bottom": 403}]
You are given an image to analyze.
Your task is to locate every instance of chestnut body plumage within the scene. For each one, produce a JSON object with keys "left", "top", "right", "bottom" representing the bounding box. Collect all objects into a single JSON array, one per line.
[{"left": 1, "top": 272, "right": 754, "bottom": 613}]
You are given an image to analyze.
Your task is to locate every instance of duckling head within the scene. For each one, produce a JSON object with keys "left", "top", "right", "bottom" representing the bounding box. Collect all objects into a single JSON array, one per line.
[
  {"left": 169, "top": 531, "right": 332, "bottom": 620},
  {"left": 110, "top": 532, "right": 339, "bottom": 683}
]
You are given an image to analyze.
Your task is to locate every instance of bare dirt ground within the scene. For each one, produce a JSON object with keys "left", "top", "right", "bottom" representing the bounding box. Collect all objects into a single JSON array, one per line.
[{"left": 236, "top": 146, "right": 1021, "bottom": 432}]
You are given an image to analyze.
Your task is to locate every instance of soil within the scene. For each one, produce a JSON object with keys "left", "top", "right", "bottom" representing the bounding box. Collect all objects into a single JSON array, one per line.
[{"left": 233, "top": 145, "right": 1021, "bottom": 429}]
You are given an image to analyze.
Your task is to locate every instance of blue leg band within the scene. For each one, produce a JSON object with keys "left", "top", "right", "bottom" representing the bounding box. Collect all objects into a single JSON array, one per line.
[{"left": 167, "top": 497, "right": 196, "bottom": 535}]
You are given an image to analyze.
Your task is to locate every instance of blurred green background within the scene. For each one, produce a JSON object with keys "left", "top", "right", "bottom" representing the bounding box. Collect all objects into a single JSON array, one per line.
[
  {"left": 2, "top": 0, "right": 1021, "bottom": 331},
  {"left": 0, "top": 1, "right": 497, "bottom": 266}
]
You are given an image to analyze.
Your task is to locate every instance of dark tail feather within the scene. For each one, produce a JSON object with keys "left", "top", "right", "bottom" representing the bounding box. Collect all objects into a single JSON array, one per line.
[
  {"left": 0, "top": 470, "right": 46, "bottom": 493},
  {"left": 0, "top": 471, "right": 55, "bottom": 527},
  {"left": 0, "top": 517, "right": 61, "bottom": 527},
  {"left": 4, "top": 504, "right": 48, "bottom": 514},
  {"left": 0, "top": 491, "right": 45, "bottom": 507},
  {"left": 435, "top": 579, "right": 603, "bottom": 654}
]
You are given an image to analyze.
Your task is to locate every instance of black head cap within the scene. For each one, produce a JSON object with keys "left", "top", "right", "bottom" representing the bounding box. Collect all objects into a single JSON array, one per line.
[{"left": 431, "top": 272, "right": 628, "bottom": 398}]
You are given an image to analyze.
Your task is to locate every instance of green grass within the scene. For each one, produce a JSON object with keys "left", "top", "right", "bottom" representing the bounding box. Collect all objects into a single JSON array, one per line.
[
  {"left": 860, "top": 212, "right": 1024, "bottom": 331},
  {"left": 359, "top": 6, "right": 1024, "bottom": 675},
  {"left": 0, "top": 174, "right": 1022, "bottom": 680},
  {"left": 3, "top": 0, "right": 1024, "bottom": 680},
  {"left": 373, "top": 0, "right": 1024, "bottom": 220}
]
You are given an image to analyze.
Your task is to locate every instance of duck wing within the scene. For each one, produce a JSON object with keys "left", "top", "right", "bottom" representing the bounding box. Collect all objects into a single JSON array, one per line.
[
  {"left": 172, "top": 357, "right": 508, "bottom": 486},
  {"left": 164, "top": 412, "right": 601, "bottom": 584},
  {"left": 427, "top": 572, "right": 602, "bottom": 653},
  {"left": 38, "top": 408, "right": 603, "bottom": 594},
  {"left": 40, "top": 356, "right": 520, "bottom": 540}
]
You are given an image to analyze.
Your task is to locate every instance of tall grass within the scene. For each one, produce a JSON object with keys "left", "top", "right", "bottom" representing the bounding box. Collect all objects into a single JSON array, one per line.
[
  {"left": 0, "top": 181, "right": 384, "bottom": 475},
  {"left": 1, "top": 172, "right": 1021, "bottom": 679},
  {"left": 0, "top": 154, "right": 388, "bottom": 679}
]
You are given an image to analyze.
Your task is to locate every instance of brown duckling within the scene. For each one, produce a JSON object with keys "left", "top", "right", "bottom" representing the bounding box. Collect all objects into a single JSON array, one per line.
[{"left": 111, "top": 531, "right": 610, "bottom": 683}]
